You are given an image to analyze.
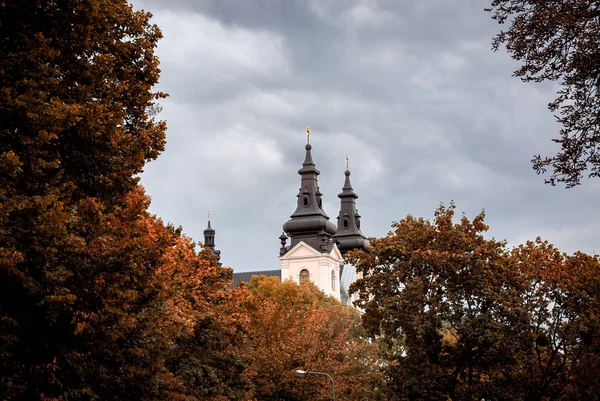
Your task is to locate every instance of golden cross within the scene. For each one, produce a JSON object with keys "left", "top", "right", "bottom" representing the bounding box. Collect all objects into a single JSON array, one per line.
[
  {"left": 345, "top": 155, "right": 349, "bottom": 170},
  {"left": 306, "top": 127, "right": 310, "bottom": 144}
]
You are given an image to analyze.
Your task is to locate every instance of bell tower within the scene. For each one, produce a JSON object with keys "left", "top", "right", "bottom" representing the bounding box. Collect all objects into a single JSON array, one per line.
[
  {"left": 334, "top": 157, "right": 367, "bottom": 255},
  {"left": 281, "top": 127, "right": 337, "bottom": 251},
  {"left": 279, "top": 128, "right": 343, "bottom": 300}
]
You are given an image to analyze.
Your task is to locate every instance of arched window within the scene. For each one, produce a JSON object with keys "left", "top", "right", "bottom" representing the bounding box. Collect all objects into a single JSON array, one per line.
[
  {"left": 331, "top": 270, "right": 336, "bottom": 291},
  {"left": 299, "top": 269, "right": 310, "bottom": 284}
]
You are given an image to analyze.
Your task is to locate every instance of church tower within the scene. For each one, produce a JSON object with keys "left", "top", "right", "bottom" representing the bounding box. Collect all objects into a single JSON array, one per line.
[
  {"left": 279, "top": 128, "right": 344, "bottom": 300},
  {"left": 334, "top": 158, "right": 367, "bottom": 255}
]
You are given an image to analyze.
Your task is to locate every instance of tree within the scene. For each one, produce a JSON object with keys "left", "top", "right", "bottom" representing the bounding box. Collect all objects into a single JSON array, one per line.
[
  {"left": 487, "top": 0, "right": 600, "bottom": 187},
  {"left": 0, "top": 2, "right": 255, "bottom": 400},
  {"left": 0, "top": 0, "right": 165, "bottom": 396},
  {"left": 0, "top": 0, "right": 167, "bottom": 396},
  {"left": 507, "top": 240, "right": 600, "bottom": 400},
  {"left": 350, "top": 204, "right": 523, "bottom": 400},
  {"left": 240, "top": 276, "right": 382, "bottom": 401},
  {"left": 0, "top": 1, "right": 250, "bottom": 399},
  {"left": 162, "top": 241, "right": 251, "bottom": 401},
  {"left": 349, "top": 204, "right": 600, "bottom": 400},
  {"left": 1, "top": 180, "right": 250, "bottom": 400}
]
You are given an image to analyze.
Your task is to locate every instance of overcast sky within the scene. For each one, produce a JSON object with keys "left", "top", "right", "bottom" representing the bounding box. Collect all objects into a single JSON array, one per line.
[{"left": 132, "top": 0, "right": 600, "bottom": 272}]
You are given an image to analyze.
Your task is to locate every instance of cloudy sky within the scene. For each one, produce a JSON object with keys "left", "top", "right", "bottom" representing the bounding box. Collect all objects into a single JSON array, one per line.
[{"left": 132, "top": 0, "right": 600, "bottom": 273}]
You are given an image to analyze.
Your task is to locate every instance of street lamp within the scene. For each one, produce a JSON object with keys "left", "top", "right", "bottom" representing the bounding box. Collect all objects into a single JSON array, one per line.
[{"left": 296, "top": 369, "right": 336, "bottom": 401}]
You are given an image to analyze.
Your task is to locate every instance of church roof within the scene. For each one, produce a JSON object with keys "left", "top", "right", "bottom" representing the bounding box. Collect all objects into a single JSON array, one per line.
[{"left": 231, "top": 269, "right": 282, "bottom": 288}]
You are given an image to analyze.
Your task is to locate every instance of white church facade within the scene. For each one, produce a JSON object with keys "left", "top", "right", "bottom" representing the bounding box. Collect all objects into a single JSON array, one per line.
[
  {"left": 279, "top": 241, "right": 344, "bottom": 299},
  {"left": 218, "top": 130, "right": 367, "bottom": 304}
]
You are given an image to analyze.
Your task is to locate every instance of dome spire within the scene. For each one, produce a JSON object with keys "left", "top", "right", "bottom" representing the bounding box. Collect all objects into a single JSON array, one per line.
[
  {"left": 282, "top": 128, "right": 337, "bottom": 254},
  {"left": 300, "top": 127, "right": 317, "bottom": 174}
]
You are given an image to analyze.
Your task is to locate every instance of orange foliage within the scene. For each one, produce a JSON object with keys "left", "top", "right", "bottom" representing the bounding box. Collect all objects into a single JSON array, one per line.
[
  {"left": 0, "top": 1, "right": 249, "bottom": 398},
  {"left": 240, "top": 276, "right": 382, "bottom": 401}
]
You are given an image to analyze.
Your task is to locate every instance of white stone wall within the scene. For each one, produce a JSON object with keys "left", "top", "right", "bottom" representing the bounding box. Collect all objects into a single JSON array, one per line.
[{"left": 280, "top": 241, "right": 343, "bottom": 300}]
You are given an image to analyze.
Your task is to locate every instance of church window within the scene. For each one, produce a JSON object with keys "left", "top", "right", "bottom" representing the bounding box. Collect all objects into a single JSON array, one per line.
[
  {"left": 343, "top": 219, "right": 349, "bottom": 229},
  {"left": 299, "top": 269, "right": 310, "bottom": 284},
  {"left": 331, "top": 270, "right": 335, "bottom": 291},
  {"left": 303, "top": 196, "right": 309, "bottom": 207}
]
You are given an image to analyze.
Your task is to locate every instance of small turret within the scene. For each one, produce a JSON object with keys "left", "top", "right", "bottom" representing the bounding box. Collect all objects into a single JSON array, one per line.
[
  {"left": 279, "top": 232, "right": 288, "bottom": 256},
  {"left": 203, "top": 211, "right": 221, "bottom": 261}
]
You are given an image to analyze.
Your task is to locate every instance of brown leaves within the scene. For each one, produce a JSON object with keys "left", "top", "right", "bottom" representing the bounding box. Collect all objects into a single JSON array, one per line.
[
  {"left": 488, "top": 0, "right": 600, "bottom": 187},
  {"left": 351, "top": 203, "right": 600, "bottom": 400},
  {"left": 0, "top": 2, "right": 256, "bottom": 400},
  {"left": 1, "top": 0, "right": 167, "bottom": 204},
  {"left": 0, "top": 1, "right": 174, "bottom": 398}
]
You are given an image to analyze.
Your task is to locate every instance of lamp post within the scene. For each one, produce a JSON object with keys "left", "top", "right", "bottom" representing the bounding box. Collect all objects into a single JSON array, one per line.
[{"left": 296, "top": 369, "right": 335, "bottom": 401}]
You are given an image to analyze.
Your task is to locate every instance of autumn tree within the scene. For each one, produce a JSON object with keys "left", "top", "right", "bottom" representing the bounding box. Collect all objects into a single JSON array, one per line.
[
  {"left": 349, "top": 204, "right": 600, "bottom": 400},
  {"left": 57, "top": 187, "right": 249, "bottom": 400},
  {"left": 240, "top": 276, "right": 382, "bottom": 401},
  {"left": 0, "top": 0, "right": 165, "bottom": 395},
  {"left": 350, "top": 204, "right": 522, "bottom": 400},
  {"left": 507, "top": 240, "right": 600, "bottom": 400},
  {"left": 0, "top": 1, "right": 249, "bottom": 399},
  {"left": 487, "top": 0, "right": 600, "bottom": 187},
  {"left": 162, "top": 243, "right": 251, "bottom": 401}
]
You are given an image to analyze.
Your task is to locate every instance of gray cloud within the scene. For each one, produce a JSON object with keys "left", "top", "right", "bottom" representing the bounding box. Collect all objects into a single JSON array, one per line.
[{"left": 134, "top": 0, "right": 600, "bottom": 272}]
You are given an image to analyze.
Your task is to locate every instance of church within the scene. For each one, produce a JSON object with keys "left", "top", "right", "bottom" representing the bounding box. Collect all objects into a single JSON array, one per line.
[{"left": 206, "top": 129, "right": 368, "bottom": 305}]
